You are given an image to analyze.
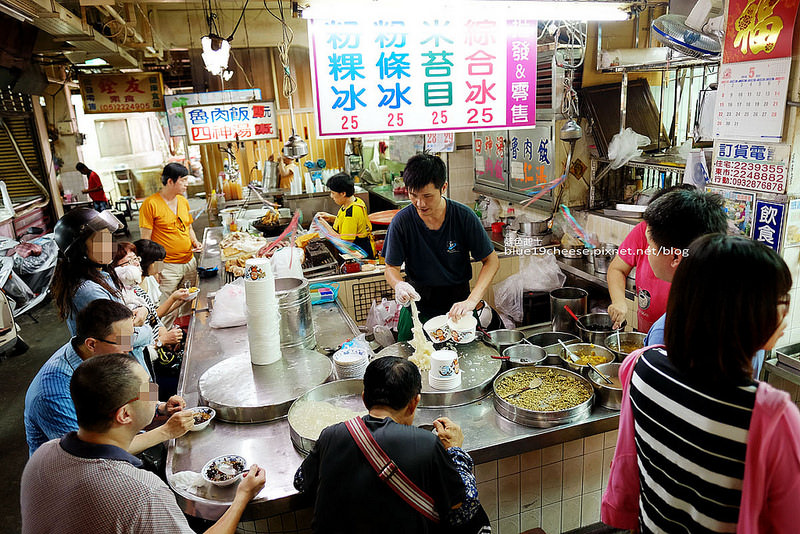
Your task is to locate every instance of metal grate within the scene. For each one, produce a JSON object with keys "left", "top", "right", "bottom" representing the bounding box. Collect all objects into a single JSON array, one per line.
[{"left": 351, "top": 279, "right": 394, "bottom": 323}]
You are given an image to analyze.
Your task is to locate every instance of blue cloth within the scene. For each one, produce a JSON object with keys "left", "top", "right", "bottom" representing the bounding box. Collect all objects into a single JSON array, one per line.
[
  {"left": 66, "top": 273, "right": 153, "bottom": 374},
  {"left": 24, "top": 340, "right": 83, "bottom": 456},
  {"left": 645, "top": 313, "right": 765, "bottom": 378},
  {"left": 24, "top": 338, "right": 151, "bottom": 456},
  {"left": 60, "top": 431, "right": 142, "bottom": 467},
  {"left": 383, "top": 199, "right": 494, "bottom": 288}
]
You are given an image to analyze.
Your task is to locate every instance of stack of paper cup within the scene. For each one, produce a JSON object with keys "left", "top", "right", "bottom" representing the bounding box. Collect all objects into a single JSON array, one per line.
[
  {"left": 428, "top": 349, "right": 461, "bottom": 390},
  {"left": 244, "top": 257, "right": 282, "bottom": 365}
]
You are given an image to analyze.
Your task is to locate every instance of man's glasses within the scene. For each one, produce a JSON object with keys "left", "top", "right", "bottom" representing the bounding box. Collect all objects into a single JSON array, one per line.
[
  {"left": 175, "top": 217, "right": 186, "bottom": 232},
  {"left": 110, "top": 381, "right": 159, "bottom": 415}
]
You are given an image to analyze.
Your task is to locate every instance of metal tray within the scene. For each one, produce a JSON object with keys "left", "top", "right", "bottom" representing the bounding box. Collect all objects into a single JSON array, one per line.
[
  {"left": 777, "top": 343, "right": 800, "bottom": 372},
  {"left": 287, "top": 379, "right": 365, "bottom": 456},
  {"left": 198, "top": 349, "right": 334, "bottom": 423},
  {"left": 377, "top": 340, "right": 502, "bottom": 408},
  {"left": 492, "top": 366, "right": 594, "bottom": 428}
]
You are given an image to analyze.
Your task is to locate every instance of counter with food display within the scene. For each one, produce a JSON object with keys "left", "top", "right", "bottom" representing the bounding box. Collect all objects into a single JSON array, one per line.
[{"left": 166, "top": 227, "right": 621, "bottom": 531}]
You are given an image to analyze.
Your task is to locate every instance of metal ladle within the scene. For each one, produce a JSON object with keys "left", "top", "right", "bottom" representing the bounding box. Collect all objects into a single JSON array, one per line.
[
  {"left": 507, "top": 378, "right": 543, "bottom": 398},
  {"left": 588, "top": 363, "right": 614, "bottom": 385},
  {"left": 558, "top": 339, "right": 581, "bottom": 363},
  {"left": 553, "top": 119, "right": 584, "bottom": 211}
]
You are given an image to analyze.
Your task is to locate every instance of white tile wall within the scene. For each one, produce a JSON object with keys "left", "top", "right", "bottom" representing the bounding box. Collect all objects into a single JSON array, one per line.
[{"left": 234, "top": 430, "right": 620, "bottom": 533}]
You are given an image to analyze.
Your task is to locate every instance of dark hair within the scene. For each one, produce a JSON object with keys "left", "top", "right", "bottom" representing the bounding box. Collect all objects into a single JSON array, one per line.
[
  {"left": 362, "top": 357, "right": 422, "bottom": 410},
  {"left": 51, "top": 235, "right": 122, "bottom": 322},
  {"left": 326, "top": 172, "right": 355, "bottom": 196},
  {"left": 75, "top": 162, "right": 89, "bottom": 174},
  {"left": 112, "top": 242, "right": 137, "bottom": 267},
  {"left": 643, "top": 189, "right": 727, "bottom": 250},
  {"left": 71, "top": 353, "right": 141, "bottom": 432},
  {"left": 402, "top": 153, "right": 447, "bottom": 192},
  {"left": 74, "top": 299, "right": 134, "bottom": 346},
  {"left": 648, "top": 183, "right": 696, "bottom": 204},
  {"left": 665, "top": 234, "right": 792, "bottom": 384},
  {"left": 162, "top": 162, "right": 189, "bottom": 185},
  {"left": 134, "top": 239, "right": 166, "bottom": 275}
]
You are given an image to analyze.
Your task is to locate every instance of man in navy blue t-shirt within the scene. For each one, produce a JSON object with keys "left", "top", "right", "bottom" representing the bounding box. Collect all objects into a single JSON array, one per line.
[{"left": 383, "top": 154, "right": 498, "bottom": 341}]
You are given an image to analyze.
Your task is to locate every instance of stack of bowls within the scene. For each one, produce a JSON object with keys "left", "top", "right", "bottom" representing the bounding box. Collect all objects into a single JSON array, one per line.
[
  {"left": 333, "top": 347, "right": 370, "bottom": 379},
  {"left": 428, "top": 349, "right": 461, "bottom": 390}
]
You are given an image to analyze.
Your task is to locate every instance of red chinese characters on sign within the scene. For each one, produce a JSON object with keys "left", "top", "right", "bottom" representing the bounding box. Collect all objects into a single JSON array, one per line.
[
  {"left": 724, "top": 0, "right": 799, "bottom": 63},
  {"left": 184, "top": 101, "right": 278, "bottom": 145},
  {"left": 79, "top": 73, "right": 164, "bottom": 113}
]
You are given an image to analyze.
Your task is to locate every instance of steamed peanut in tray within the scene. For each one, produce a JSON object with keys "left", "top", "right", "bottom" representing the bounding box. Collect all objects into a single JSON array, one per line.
[{"left": 495, "top": 369, "right": 591, "bottom": 412}]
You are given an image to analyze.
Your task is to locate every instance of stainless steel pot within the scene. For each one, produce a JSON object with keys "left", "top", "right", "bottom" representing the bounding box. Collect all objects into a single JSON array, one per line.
[
  {"left": 276, "top": 277, "right": 316, "bottom": 350},
  {"left": 518, "top": 218, "right": 551, "bottom": 235},
  {"left": 604, "top": 331, "right": 647, "bottom": 361},
  {"left": 588, "top": 362, "right": 622, "bottom": 410},
  {"left": 592, "top": 243, "right": 618, "bottom": 275},
  {"left": 576, "top": 313, "right": 623, "bottom": 345},
  {"left": 559, "top": 343, "right": 615, "bottom": 374},
  {"left": 487, "top": 329, "right": 524, "bottom": 354},
  {"left": 503, "top": 344, "right": 547, "bottom": 367},
  {"left": 550, "top": 287, "right": 588, "bottom": 335}
]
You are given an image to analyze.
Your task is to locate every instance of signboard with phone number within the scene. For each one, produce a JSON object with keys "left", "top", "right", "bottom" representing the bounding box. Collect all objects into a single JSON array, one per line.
[{"left": 710, "top": 140, "right": 788, "bottom": 194}]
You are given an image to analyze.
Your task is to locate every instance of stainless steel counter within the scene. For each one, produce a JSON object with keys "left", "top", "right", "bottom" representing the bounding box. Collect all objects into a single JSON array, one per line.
[
  {"left": 365, "top": 184, "right": 412, "bottom": 208},
  {"left": 166, "top": 227, "right": 620, "bottom": 521}
]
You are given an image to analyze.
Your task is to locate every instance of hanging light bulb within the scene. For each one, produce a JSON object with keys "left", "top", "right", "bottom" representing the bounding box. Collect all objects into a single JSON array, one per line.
[{"left": 201, "top": 34, "right": 231, "bottom": 76}]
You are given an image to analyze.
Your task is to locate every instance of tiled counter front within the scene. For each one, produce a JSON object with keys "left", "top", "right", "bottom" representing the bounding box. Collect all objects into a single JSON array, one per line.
[
  {"left": 234, "top": 429, "right": 618, "bottom": 534},
  {"left": 475, "top": 430, "right": 617, "bottom": 534}
]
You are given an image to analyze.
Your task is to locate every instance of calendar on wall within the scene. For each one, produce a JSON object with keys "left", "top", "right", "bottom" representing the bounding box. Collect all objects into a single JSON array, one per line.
[{"left": 713, "top": 57, "right": 791, "bottom": 141}]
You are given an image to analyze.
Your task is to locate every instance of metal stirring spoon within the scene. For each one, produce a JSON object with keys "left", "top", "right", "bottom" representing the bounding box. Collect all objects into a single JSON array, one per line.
[{"left": 507, "top": 378, "right": 543, "bottom": 398}]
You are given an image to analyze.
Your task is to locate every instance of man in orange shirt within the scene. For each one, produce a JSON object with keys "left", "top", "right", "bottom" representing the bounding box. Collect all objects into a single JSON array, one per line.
[
  {"left": 77, "top": 162, "right": 109, "bottom": 212},
  {"left": 139, "top": 163, "right": 202, "bottom": 323}
]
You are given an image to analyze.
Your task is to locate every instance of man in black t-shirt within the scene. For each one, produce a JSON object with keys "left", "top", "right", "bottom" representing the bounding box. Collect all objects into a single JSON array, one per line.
[
  {"left": 294, "top": 357, "right": 482, "bottom": 533},
  {"left": 383, "top": 153, "right": 499, "bottom": 341}
]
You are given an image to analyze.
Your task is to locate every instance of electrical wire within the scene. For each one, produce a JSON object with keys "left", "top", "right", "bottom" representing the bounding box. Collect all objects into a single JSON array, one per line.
[
  {"left": 265, "top": 0, "right": 296, "bottom": 100},
  {"left": 226, "top": 0, "right": 250, "bottom": 41}
]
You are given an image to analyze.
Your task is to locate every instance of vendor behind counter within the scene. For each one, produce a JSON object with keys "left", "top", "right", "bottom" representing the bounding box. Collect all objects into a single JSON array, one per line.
[{"left": 317, "top": 173, "right": 376, "bottom": 259}]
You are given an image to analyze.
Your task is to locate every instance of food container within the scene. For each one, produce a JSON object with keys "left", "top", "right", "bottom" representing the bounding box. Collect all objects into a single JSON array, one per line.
[
  {"left": 448, "top": 315, "right": 476, "bottom": 344},
  {"left": 503, "top": 344, "right": 547, "bottom": 367},
  {"left": 288, "top": 379, "right": 365, "bottom": 455},
  {"left": 188, "top": 406, "right": 216, "bottom": 431},
  {"left": 423, "top": 315, "right": 450, "bottom": 343},
  {"left": 550, "top": 287, "right": 588, "bottom": 335},
  {"left": 275, "top": 277, "right": 316, "bottom": 350},
  {"left": 604, "top": 332, "right": 647, "bottom": 361},
  {"left": 492, "top": 366, "right": 594, "bottom": 427},
  {"left": 202, "top": 454, "right": 248, "bottom": 487},
  {"left": 592, "top": 243, "right": 618, "bottom": 275},
  {"left": 491, "top": 221, "right": 505, "bottom": 234},
  {"left": 525, "top": 331, "right": 580, "bottom": 358},
  {"left": 576, "top": 313, "right": 623, "bottom": 345},
  {"left": 560, "top": 247, "right": 586, "bottom": 267},
  {"left": 487, "top": 329, "right": 524, "bottom": 353},
  {"left": 560, "top": 343, "right": 616, "bottom": 374},
  {"left": 588, "top": 362, "right": 623, "bottom": 410},
  {"left": 518, "top": 218, "right": 551, "bottom": 235}
]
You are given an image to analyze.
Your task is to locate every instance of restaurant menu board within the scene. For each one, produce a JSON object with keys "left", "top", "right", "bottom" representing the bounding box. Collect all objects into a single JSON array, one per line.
[
  {"left": 753, "top": 199, "right": 785, "bottom": 251},
  {"left": 507, "top": 125, "right": 554, "bottom": 198},
  {"left": 79, "top": 73, "right": 164, "bottom": 114},
  {"left": 723, "top": 0, "right": 798, "bottom": 63},
  {"left": 711, "top": 141, "right": 789, "bottom": 193},
  {"left": 165, "top": 89, "right": 261, "bottom": 137},
  {"left": 706, "top": 185, "right": 756, "bottom": 237},
  {"left": 183, "top": 101, "right": 278, "bottom": 145},
  {"left": 307, "top": 14, "right": 537, "bottom": 137},
  {"left": 474, "top": 131, "right": 507, "bottom": 188},
  {"left": 713, "top": 57, "right": 791, "bottom": 141}
]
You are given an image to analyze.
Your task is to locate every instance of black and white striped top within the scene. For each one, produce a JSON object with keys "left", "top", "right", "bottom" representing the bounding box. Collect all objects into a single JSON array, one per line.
[{"left": 629, "top": 347, "right": 757, "bottom": 533}]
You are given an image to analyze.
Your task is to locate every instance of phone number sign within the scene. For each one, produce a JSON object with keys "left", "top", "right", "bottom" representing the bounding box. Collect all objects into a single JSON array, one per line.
[
  {"left": 308, "top": 12, "right": 537, "bottom": 137},
  {"left": 79, "top": 73, "right": 164, "bottom": 114},
  {"left": 711, "top": 141, "right": 788, "bottom": 193}
]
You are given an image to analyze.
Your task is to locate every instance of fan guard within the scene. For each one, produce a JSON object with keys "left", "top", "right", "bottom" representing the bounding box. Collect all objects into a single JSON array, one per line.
[{"left": 652, "top": 14, "right": 721, "bottom": 59}]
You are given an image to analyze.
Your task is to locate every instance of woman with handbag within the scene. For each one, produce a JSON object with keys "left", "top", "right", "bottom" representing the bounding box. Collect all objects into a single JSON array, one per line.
[{"left": 602, "top": 234, "right": 799, "bottom": 533}]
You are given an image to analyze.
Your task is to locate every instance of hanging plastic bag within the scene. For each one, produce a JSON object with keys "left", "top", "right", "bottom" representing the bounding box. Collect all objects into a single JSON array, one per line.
[
  {"left": 365, "top": 298, "right": 399, "bottom": 331},
  {"left": 492, "top": 275, "right": 525, "bottom": 325},
  {"left": 521, "top": 255, "right": 566, "bottom": 292},
  {"left": 209, "top": 278, "right": 247, "bottom": 329},
  {"left": 607, "top": 128, "right": 651, "bottom": 169}
]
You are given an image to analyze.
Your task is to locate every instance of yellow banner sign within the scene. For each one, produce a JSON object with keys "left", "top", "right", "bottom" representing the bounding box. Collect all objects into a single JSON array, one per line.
[{"left": 79, "top": 73, "right": 165, "bottom": 114}]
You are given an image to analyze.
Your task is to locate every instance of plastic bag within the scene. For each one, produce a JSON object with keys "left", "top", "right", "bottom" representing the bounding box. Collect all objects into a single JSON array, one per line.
[
  {"left": 365, "top": 298, "right": 399, "bottom": 331},
  {"left": 607, "top": 128, "right": 651, "bottom": 170},
  {"left": 209, "top": 278, "right": 247, "bottom": 329},
  {"left": 334, "top": 333, "right": 375, "bottom": 362},
  {"left": 492, "top": 255, "right": 565, "bottom": 326}
]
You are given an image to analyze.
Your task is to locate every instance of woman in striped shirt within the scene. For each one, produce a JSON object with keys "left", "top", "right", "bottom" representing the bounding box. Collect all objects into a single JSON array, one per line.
[{"left": 602, "top": 234, "right": 800, "bottom": 533}]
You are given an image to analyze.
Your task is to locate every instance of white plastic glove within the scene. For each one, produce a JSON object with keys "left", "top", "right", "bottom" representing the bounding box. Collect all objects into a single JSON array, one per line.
[{"left": 394, "top": 281, "right": 420, "bottom": 306}]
